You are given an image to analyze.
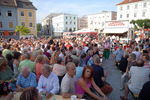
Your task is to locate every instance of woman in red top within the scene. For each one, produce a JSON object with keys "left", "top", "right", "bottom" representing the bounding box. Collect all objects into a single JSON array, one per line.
[{"left": 35, "top": 55, "right": 45, "bottom": 80}]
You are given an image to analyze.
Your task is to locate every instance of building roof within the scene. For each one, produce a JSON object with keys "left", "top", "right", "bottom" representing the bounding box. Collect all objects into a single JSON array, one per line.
[
  {"left": 0, "top": 0, "right": 17, "bottom": 7},
  {"left": 16, "top": 0, "right": 31, "bottom": 3},
  {"left": 17, "top": 0, "right": 37, "bottom": 10},
  {"left": 117, "top": 0, "right": 141, "bottom": 5}
]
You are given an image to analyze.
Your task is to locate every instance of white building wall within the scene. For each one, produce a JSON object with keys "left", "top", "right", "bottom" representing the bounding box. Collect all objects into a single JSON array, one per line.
[
  {"left": 52, "top": 14, "right": 77, "bottom": 36},
  {"left": 117, "top": 0, "right": 150, "bottom": 21},
  {"left": 88, "top": 11, "right": 117, "bottom": 33}
]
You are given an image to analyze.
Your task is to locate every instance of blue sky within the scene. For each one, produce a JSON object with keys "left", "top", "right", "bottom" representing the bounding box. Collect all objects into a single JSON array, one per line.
[{"left": 31, "top": 0, "right": 122, "bottom": 23}]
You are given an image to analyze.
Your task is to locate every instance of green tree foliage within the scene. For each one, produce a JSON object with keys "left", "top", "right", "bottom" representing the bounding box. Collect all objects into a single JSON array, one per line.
[
  {"left": 15, "top": 26, "right": 30, "bottom": 35},
  {"left": 37, "top": 23, "right": 42, "bottom": 32},
  {"left": 130, "top": 19, "right": 150, "bottom": 30}
]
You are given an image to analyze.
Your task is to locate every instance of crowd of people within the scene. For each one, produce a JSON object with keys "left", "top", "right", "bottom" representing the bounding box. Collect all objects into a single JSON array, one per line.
[{"left": 0, "top": 36, "right": 149, "bottom": 100}]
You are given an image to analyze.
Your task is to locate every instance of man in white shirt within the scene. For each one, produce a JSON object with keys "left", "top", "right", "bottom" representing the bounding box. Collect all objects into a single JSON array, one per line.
[
  {"left": 61, "top": 62, "right": 80, "bottom": 98},
  {"left": 37, "top": 64, "right": 59, "bottom": 98},
  {"left": 120, "top": 59, "right": 150, "bottom": 100},
  {"left": 132, "top": 47, "right": 141, "bottom": 60}
]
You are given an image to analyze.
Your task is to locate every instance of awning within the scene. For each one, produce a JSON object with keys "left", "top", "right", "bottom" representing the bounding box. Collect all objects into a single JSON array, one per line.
[{"left": 103, "top": 28, "right": 128, "bottom": 34}]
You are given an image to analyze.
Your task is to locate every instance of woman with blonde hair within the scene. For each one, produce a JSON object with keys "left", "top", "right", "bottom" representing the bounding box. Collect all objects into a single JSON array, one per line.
[{"left": 50, "top": 51, "right": 60, "bottom": 65}]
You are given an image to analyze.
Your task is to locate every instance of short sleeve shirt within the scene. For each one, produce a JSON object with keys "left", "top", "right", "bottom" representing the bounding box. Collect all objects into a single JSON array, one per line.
[{"left": 61, "top": 73, "right": 75, "bottom": 94}]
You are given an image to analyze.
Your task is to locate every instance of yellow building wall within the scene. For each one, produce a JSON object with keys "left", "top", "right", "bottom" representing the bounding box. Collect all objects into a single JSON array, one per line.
[{"left": 17, "top": 8, "right": 37, "bottom": 36}]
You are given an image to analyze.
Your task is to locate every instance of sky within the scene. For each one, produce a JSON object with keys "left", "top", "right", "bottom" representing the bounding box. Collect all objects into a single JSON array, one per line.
[{"left": 31, "top": 0, "right": 123, "bottom": 23}]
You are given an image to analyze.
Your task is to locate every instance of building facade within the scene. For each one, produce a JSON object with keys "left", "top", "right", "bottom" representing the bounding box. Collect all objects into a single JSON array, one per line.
[
  {"left": 41, "top": 13, "right": 61, "bottom": 36},
  {"left": 78, "top": 16, "right": 88, "bottom": 30},
  {"left": 88, "top": 11, "right": 117, "bottom": 33},
  {"left": 117, "top": 0, "right": 150, "bottom": 21},
  {"left": 17, "top": 0, "right": 37, "bottom": 36},
  {"left": 52, "top": 14, "right": 78, "bottom": 37},
  {"left": 0, "top": 0, "right": 18, "bottom": 36}
]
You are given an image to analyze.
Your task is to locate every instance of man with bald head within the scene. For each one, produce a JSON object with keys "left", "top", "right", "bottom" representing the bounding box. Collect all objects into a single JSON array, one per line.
[
  {"left": 61, "top": 62, "right": 77, "bottom": 98},
  {"left": 16, "top": 66, "right": 37, "bottom": 92}
]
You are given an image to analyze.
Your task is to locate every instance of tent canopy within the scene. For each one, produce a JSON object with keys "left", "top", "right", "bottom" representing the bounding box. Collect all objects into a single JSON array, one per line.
[
  {"left": 103, "top": 28, "right": 128, "bottom": 34},
  {"left": 73, "top": 28, "right": 97, "bottom": 34}
]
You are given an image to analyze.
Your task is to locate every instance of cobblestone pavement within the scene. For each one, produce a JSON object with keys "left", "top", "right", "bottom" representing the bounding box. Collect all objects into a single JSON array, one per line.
[{"left": 102, "top": 56, "right": 134, "bottom": 100}]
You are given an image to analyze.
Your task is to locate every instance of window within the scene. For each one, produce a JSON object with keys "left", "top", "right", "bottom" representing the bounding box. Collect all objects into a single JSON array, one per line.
[
  {"left": 66, "top": 17, "right": 67, "bottom": 19},
  {"left": 120, "top": 14, "right": 122, "bottom": 18},
  {"left": 74, "top": 22, "right": 76, "bottom": 25},
  {"left": 74, "top": 28, "right": 76, "bottom": 31},
  {"left": 127, "top": 5, "right": 130, "bottom": 10},
  {"left": 70, "top": 21, "right": 72, "bottom": 24},
  {"left": 66, "top": 22, "right": 68, "bottom": 24},
  {"left": 142, "top": 12, "right": 145, "bottom": 17},
  {"left": 0, "top": 22, "right": 2, "bottom": 28},
  {"left": 143, "top": 3, "right": 147, "bottom": 7},
  {"left": 8, "top": 10, "right": 12, "bottom": 16},
  {"left": 74, "top": 17, "right": 76, "bottom": 20},
  {"left": 9, "top": 22, "right": 13, "bottom": 28},
  {"left": 28, "top": 12, "right": 32, "bottom": 17},
  {"left": 21, "top": 11, "right": 24, "bottom": 16},
  {"left": 29, "top": 23, "right": 32, "bottom": 27},
  {"left": 134, "top": 13, "right": 137, "bottom": 17},
  {"left": 70, "top": 17, "right": 71, "bottom": 19},
  {"left": 127, "top": 14, "right": 129, "bottom": 18},
  {"left": 135, "top": 4, "right": 138, "bottom": 9},
  {"left": 21, "top": 22, "right": 25, "bottom": 26}
]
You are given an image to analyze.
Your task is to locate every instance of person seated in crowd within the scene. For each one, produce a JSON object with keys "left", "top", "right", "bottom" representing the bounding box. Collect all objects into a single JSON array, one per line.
[
  {"left": 37, "top": 64, "right": 59, "bottom": 98},
  {"left": 142, "top": 54, "right": 150, "bottom": 67},
  {"left": 20, "top": 87, "right": 41, "bottom": 100},
  {"left": 0, "top": 57, "right": 15, "bottom": 95},
  {"left": 76, "top": 66, "right": 107, "bottom": 100},
  {"left": 120, "top": 59, "right": 150, "bottom": 100},
  {"left": 52, "top": 57, "right": 66, "bottom": 85},
  {"left": 16, "top": 67, "right": 37, "bottom": 92},
  {"left": 91, "top": 54, "right": 112, "bottom": 95},
  {"left": 120, "top": 53, "right": 137, "bottom": 90},
  {"left": 79, "top": 53, "right": 87, "bottom": 67},
  {"left": 73, "top": 59, "right": 83, "bottom": 80},
  {"left": 13, "top": 52, "right": 22, "bottom": 77},
  {"left": 61, "top": 62, "right": 80, "bottom": 98},
  {"left": 138, "top": 81, "right": 150, "bottom": 100},
  {"left": 19, "top": 53, "right": 35, "bottom": 72},
  {"left": 35, "top": 55, "right": 45, "bottom": 80}
]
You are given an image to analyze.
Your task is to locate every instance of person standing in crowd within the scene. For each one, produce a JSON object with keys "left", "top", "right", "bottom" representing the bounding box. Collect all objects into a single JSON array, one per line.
[
  {"left": 103, "top": 41, "right": 110, "bottom": 60},
  {"left": 37, "top": 64, "right": 59, "bottom": 98},
  {"left": 113, "top": 45, "right": 124, "bottom": 67}
]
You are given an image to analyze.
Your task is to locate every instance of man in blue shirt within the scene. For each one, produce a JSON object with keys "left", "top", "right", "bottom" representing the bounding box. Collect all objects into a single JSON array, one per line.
[{"left": 16, "top": 67, "right": 37, "bottom": 92}]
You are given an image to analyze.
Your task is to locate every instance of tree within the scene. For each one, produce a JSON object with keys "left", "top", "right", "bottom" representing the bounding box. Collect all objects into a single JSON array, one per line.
[
  {"left": 15, "top": 26, "right": 30, "bottom": 36},
  {"left": 130, "top": 19, "right": 150, "bottom": 30},
  {"left": 37, "top": 23, "right": 42, "bottom": 32}
]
